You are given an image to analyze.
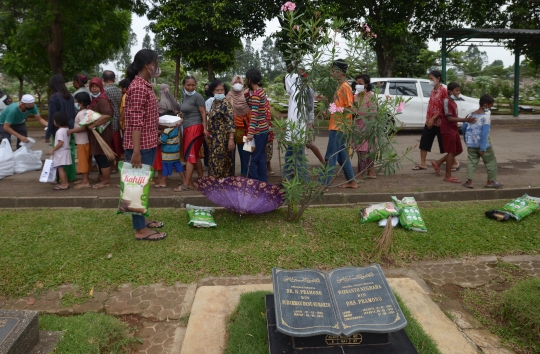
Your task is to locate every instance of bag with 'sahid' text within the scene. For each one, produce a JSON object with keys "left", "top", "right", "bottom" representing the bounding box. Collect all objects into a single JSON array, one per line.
[
  {"left": 117, "top": 162, "right": 154, "bottom": 217},
  {"left": 392, "top": 196, "right": 427, "bottom": 232},
  {"left": 187, "top": 204, "right": 217, "bottom": 228}
]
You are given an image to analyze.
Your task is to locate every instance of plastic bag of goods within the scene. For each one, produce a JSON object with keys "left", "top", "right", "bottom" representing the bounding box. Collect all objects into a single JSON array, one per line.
[
  {"left": 79, "top": 110, "right": 110, "bottom": 134},
  {"left": 497, "top": 194, "right": 540, "bottom": 221},
  {"left": 187, "top": 204, "right": 217, "bottom": 228},
  {"left": 13, "top": 146, "right": 43, "bottom": 174},
  {"left": 117, "top": 162, "right": 154, "bottom": 217},
  {"left": 391, "top": 196, "right": 427, "bottom": 232},
  {"left": 360, "top": 202, "right": 399, "bottom": 223},
  {"left": 0, "top": 138, "right": 14, "bottom": 179},
  {"left": 159, "top": 115, "right": 181, "bottom": 127}
]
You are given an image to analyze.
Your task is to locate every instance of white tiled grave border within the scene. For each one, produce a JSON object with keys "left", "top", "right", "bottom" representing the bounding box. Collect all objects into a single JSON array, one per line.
[{"left": 179, "top": 280, "right": 476, "bottom": 354}]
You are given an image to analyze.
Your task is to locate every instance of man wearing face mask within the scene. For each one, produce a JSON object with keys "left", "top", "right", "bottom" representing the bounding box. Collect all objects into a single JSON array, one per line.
[
  {"left": 102, "top": 70, "right": 124, "bottom": 173},
  {"left": 0, "top": 94, "right": 47, "bottom": 149}
]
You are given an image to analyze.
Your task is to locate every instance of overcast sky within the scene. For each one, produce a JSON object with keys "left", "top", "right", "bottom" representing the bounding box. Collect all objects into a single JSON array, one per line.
[{"left": 104, "top": 14, "right": 521, "bottom": 77}]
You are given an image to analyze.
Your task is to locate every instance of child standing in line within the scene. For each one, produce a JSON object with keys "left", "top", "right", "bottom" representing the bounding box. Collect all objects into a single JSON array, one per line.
[
  {"left": 462, "top": 94, "right": 503, "bottom": 189},
  {"left": 157, "top": 124, "right": 186, "bottom": 190},
  {"left": 69, "top": 92, "right": 93, "bottom": 189},
  {"left": 50, "top": 111, "right": 72, "bottom": 190}
]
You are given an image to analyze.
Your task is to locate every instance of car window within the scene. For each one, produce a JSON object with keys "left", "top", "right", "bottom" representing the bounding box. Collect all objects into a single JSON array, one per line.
[
  {"left": 389, "top": 82, "right": 418, "bottom": 97},
  {"left": 372, "top": 81, "right": 387, "bottom": 94},
  {"left": 420, "top": 82, "right": 433, "bottom": 98}
]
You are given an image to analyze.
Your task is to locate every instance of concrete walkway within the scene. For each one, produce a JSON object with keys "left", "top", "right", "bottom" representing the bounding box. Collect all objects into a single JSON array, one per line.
[{"left": 1, "top": 255, "right": 538, "bottom": 353}]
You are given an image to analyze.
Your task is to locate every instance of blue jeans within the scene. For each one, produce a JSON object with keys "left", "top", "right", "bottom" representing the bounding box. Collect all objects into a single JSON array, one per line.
[
  {"left": 283, "top": 143, "right": 309, "bottom": 183},
  {"left": 124, "top": 147, "right": 157, "bottom": 230},
  {"left": 321, "top": 130, "right": 354, "bottom": 185},
  {"left": 237, "top": 143, "right": 247, "bottom": 175},
  {"left": 247, "top": 133, "right": 268, "bottom": 182}
]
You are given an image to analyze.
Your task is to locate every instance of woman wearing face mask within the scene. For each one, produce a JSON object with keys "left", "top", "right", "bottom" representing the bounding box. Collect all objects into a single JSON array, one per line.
[
  {"left": 226, "top": 75, "right": 250, "bottom": 176},
  {"left": 177, "top": 75, "right": 207, "bottom": 191},
  {"left": 353, "top": 74, "right": 377, "bottom": 181},
  {"left": 123, "top": 49, "right": 166, "bottom": 241},
  {"left": 47, "top": 74, "right": 77, "bottom": 182},
  {"left": 86, "top": 77, "right": 114, "bottom": 188},
  {"left": 413, "top": 70, "right": 448, "bottom": 173},
  {"left": 206, "top": 80, "right": 235, "bottom": 178}
]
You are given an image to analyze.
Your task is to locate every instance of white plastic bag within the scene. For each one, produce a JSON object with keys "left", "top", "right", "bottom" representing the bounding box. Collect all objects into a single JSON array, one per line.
[
  {"left": 243, "top": 136, "right": 256, "bottom": 152},
  {"left": 39, "top": 159, "right": 56, "bottom": 183},
  {"left": 0, "top": 138, "right": 14, "bottom": 179},
  {"left": 14, "top": 146, "right": 43, "bottom": 174},
  {"left": 19, "top": 137, "right": 36, "bottom": 149}
]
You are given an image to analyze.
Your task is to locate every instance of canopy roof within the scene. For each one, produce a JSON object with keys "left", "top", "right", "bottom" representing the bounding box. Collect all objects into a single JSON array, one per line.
[{"left": 437, "top": 28, "right": 540, "bottom": 41}]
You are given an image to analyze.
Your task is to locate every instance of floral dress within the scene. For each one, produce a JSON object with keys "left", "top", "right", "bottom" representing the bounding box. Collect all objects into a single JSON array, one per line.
[{"left": 207, "top": 99, "right": 236, "bottom": 178}]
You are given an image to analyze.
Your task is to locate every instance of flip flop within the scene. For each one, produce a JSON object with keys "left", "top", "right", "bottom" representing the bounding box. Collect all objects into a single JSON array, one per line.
[
  {"left": 74, "top": 184, "right": 91, "bottom": 189},
  {"left": 365, "top": 176, "right": 377, "bottom": 179},
  {"left": 451, "top": 163, "right": 461, "bottom": 172},
  {"left": 444, "top": 177, "right": 461, "bottom": 183},
  {"left": 53, "top": 185, "right": 70, "bottom": 191},
  {"left": 484, "top": 182, "right": 504, "bottom": 188},
  {"left": 431, "top": 161, "right": 442, "bottom": 176},
  {"left": 268, "top": 171, "right": 275, "bottom": 175},
  {"left": 173, "top": 185, "right": 189, "bottom": 192},
  {"left": 412, "top": 165, "right": 427, "bottom": 171},
  {"left": 92, "top": 184, "right": 110, "bottom": 189},
  {"left": 146, "top": 221, "right": 164, "bottom": 228},
  {"left": 154, "top": 184, "right": 168, "bottom": 188},
  {"left": 462, "top": 182, "right": 474, "bottom": 189},
  {"left": 135, "top": 231, "right": 167, "bottom": 241}
]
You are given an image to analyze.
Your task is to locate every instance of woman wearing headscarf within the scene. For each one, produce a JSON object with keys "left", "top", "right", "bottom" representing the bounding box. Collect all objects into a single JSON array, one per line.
[
  {"left": 158, "top": 84, "right": 181, "bottom": 116},
  {"left": 47, "top": 74, "right": 77, "bottom": 182},
  {"left": 226, "top": 75, "right": 250, "bottom": 176},
  {"left": 87, "top": 77, "right": 114, "bottom": 188}
]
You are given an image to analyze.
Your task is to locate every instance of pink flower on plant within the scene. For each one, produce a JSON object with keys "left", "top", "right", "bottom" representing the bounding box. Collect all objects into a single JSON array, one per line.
[
  {"left": 329, "top": 103, "right": 344, "bottom": 114},
  {"left": 365, "top": 25, "right": 371, "bottom": 33},
  {"left": 281, "top": 1, "right": 296, "bottom": 11},
  {"left": 373, "top": 34, "right": 377, "bottom": 38},
  {"left": 293, "top": 25, "right": 299, "bottom": 31},
  {"left": 396, "top": 102, "right": 406, "bottom": 113},
  {"left": 335, "top": 41, "right": 340, "bottom": 46}
]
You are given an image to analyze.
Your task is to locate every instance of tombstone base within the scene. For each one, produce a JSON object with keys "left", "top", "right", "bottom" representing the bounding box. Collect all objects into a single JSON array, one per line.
[
  {"left": 266, "top": 295, "right": 418, "bottom": 354},
  {"left": 0, "top": 310, "right": 39, "bottom": 354}
]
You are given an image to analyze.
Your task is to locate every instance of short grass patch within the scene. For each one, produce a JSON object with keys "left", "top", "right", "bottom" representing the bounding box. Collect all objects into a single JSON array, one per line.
[
  {"left": 224, "top": 291, "right": 441, "bottom": 354},
  {"left": 0, "top": 201, "right": 538, "bottom": 297},
  {"left": 39, "top": 312, "right": 136, "bottom": 353}
]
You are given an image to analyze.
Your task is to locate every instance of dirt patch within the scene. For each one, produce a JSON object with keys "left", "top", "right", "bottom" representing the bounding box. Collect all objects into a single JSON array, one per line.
[
  {"left": 118, "top": 314, "right": 144, "bottom": 329},
  {"left": 498, "top": 159, "right": 540, "bottom": 170}
]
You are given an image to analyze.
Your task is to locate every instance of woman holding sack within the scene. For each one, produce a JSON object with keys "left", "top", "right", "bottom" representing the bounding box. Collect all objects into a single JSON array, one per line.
[
  {"left": 124, "top": 49, "right": 166, "bottom": 241},
  {"left": 226, "top": 75, "right": 250, "bottom": 176},
  {"left": 87, "top": 77, "right": 114, "bottom": 189}
]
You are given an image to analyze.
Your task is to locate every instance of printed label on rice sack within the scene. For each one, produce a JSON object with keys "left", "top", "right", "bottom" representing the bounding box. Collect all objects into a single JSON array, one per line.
[
  {"left": 360, "top": 202, "right": 399, "bottom": 223},
  {"left": 118, "top": 162, "right": 154, "bottom": 217},
  {"left": 498, "top": 194, "right": 540, "bottom": 221}
]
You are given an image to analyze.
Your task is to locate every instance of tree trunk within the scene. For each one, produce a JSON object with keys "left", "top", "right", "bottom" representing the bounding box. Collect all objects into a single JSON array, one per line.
[
  {"left": 18, "top": 77, "right": 24, "bottom": 100},
  {"left": 374, "top": 43, "right": 394, "bottom": 77},
  {"left": 47, "top": 1, "right": 64, "bottom": 75},
  {"left": 207, "top": 62, "right": 215, "bottom": 82},
  {"left": 174, "top": 55, "right": 181, "bottom": 99}
]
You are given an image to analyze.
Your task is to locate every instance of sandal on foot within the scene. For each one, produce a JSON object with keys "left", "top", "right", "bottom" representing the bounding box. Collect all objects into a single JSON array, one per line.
[
  {"left": 451, "top": 163, "right": 461, "bottom": 172},
  {"left": 154, "top": 184, "right": 167, "bottom": 188},
  {"left": 431, "top": 161, "right": 442, "bottom": 176},
  {"left": 444, "top": 177, "right": 461, "bottom": 183},
  {"left": 53, "top": 185, "right": 70, "bottom": 191},
  {"left": 412, "top": 165, "right": 427, "bottom": 171},
  {"left": 462, "top": 182, "right": 474, "bottom": 189},
  {"left": 135, "top": 231, "right": 167, "bottom": 241},
  {"left": 365, "top": 175, "right": 377, "bottom": 179},
  {"left": 92, "top": 184, "right": 110, "bottom": 189},
  {"left": 173, "top": 185, "right": 189, "bottom": 192},
  {"left": 146, "top": 221, "right": 164, "bottom": 228},
  {"left": 484, "top": 182, "right": 504, "bottom": 188},
  {"left": 74, "top": 184, "right": 91, "bottom": 189}
]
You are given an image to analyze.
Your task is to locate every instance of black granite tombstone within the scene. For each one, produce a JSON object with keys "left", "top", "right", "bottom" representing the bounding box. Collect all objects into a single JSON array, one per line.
[
  {"left": 268, "top": 264, "right": 418, "bottom": 353},
  {"left": 0, "top": 310, "right": 39, "bottom": 354}
]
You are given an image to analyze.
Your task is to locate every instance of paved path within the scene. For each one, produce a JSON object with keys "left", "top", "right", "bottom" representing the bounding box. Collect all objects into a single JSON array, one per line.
[{"left": 1, "top": 256, "right": 538, "bottom": 353}]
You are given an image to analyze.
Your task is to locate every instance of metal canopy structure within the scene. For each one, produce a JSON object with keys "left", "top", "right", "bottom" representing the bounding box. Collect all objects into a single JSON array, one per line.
[{"left": 437, "top": 28, "right": 540, "bottom": 117}]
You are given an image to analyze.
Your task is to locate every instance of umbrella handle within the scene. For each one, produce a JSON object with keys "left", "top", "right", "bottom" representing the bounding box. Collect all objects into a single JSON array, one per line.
[{"left": 246, "top": 153, "right": 253, "bottom": 178}]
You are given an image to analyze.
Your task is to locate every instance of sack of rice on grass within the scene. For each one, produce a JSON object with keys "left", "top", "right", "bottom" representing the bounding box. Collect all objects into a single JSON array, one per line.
[
  {"left": 497, "top": 194, "right": 540, "bottom": 221},
  {"left": 117, "top": 162, "right": 154, "bottom": 217},
  {"left": 360, "top": 202, "right": 399, "bottom": 223},
  {"left": 391, "top": 196, "right": 427, "bottom": 232},
  {"left": 187, "top": 204, "right": 217, "bottom": 228}
]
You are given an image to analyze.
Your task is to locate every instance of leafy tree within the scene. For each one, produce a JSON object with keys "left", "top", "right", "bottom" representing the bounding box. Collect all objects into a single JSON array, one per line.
[
  {"left": 142, "top": 31, "right": 152, "bottom": 50},
  {"left": 153, "top": 34, "right": 165, "bottom": 62},
  {"left": 392, "top": 35, "right": 429, "bottom": 78},
  {"left": 148, "top": 0, "right": 271, "bottom": 82},
  {"left": 113, "top": 29, "right": 137, "bottom": 74},
  {"left": 461, "top": 45, "right": 488, "bottom": 77},
  {"left": 259, "top": 37, "right": 286, "bottom": 81},
  {"left": 490, "top": 60, "right": 504, "bottom": 67},
  {"left": 234, "top": 39, "right": 262, "bottom": 77}
]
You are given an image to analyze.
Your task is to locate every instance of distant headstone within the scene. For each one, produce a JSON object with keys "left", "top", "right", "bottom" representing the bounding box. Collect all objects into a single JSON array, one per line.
[
  {"left": 268, "top": 264, "right": 417, "bottom": 353},
  {"left": 0, "top": 310, "right": 39, "bottom": 354}
]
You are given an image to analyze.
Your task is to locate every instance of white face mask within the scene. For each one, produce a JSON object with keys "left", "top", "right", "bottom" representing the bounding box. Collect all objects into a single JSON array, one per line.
[
  {"left": 355, "top": 85, "right": 364, "bottom": 94},
  {"left": 232, "top": 83, "right": 243, "bottom": 92},
  {"left": 428, "top": 80, "right": 436, "bottom": 86}
]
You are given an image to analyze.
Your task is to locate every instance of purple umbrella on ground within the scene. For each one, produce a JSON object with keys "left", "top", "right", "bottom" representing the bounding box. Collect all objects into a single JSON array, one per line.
[{"left": 193, "top": 176, "right": 284, "bottom": 216}]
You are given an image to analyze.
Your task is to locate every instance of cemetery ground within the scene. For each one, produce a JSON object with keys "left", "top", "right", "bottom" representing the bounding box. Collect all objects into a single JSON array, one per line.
[{"left": 1, "top": 120, "right": 539, "bottom": 354}]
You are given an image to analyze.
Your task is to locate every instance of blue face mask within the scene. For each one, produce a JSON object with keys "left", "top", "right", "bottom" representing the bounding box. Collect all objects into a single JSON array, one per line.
[
  {"left": 74, "top": 102, "right": 80, "bottom": 111},
  {"left": 451, "top": 94, "right": 459, "bottom": 100},
  {"left": 184, "top": 89, "right": 195, "bottom": 97},
  {"left": 214, "top": 93, "right": 225, "bottom": 101},
  {"left": 91, "top": 92, "right": 100, "bottom": 98},
  {"left": 484, "top": 107, "right": 490, "bottom": 113}
]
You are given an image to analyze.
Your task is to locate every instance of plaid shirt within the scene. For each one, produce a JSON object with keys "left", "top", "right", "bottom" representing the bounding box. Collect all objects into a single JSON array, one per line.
[
  {"left": 123, "top": 76, "right": 159, "bottom": 150},
  {"left": 104, "top": 83, "right": 123, "bottom": 131}
]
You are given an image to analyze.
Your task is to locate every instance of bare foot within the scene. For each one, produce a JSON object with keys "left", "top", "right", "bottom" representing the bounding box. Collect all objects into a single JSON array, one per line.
[{"left": 338, "top": 181, "right": 358, "bottom": 189}]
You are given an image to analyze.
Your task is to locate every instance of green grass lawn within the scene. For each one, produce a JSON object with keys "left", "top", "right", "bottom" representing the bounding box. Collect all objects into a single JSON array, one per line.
[
  {"left": 0, "top": 201, "right": 538, "bottom": 297},
  {"left": 40, "top": 312, "right": 136, "bottom": 353},
  {"left": 224, "top": 291, "right": 440, "bottom": 354}
]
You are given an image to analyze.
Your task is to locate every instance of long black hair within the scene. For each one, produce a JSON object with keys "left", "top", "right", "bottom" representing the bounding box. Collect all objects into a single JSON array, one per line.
[
  {"left": 245, "top": 69, "right": 262, "bottom": 85},
  {"left": 72, "top": 73, "right": 88, "bottom": 87},
  {"left": 50, "top": 74, "right": 71, "bottom": 100},
  {"left": 126, "top": 49, "right": 158, "bottom": 81}
]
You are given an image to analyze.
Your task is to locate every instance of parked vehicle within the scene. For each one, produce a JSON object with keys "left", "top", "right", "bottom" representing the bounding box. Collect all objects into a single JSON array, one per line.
[{"left": 367, "top": 78, "right": 478, "bottom": 129}]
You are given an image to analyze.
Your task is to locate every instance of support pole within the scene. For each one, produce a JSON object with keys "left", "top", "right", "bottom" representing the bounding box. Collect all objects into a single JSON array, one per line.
[
  {"left": 513, "top": 46, "right": 520, "bottom": 118},
  {"left": 441, "top": 36, "right": 447, "bottom": 83}
]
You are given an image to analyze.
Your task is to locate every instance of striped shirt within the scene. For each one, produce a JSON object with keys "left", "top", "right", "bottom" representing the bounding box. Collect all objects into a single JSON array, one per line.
[{"left": 245, "top": 88, "right": 269, "bottom": 136}]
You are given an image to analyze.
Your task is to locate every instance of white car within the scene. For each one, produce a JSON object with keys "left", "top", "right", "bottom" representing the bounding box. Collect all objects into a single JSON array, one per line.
[{"left": 368, "top": 78, "right": 478, "bottom": 129}]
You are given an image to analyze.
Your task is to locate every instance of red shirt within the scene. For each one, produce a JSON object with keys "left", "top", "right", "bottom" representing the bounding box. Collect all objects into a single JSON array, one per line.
[
  {"left": 441, "top": 98, "right": 458, "bottom": 133},
  {"left": 426, "top": 85, "right": 448, "bottom": 127},
  {"left": 123, "top": 76, "right": 159, "bottom": 150}
]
